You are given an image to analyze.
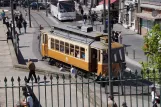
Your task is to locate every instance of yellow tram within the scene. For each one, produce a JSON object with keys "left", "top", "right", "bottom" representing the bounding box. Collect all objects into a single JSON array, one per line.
[{"left": 40, "top": 24, "right": 125, "bottom": 77}]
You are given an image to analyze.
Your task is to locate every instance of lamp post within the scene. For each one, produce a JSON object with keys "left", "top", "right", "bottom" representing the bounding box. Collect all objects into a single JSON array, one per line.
[
  {"left": 27, "top": 0, "right": 31, "bottom": 27},
  {"left": 108, "top": 0, "right": 113, "bottom": 96},
  {"left": 103, "top": 0, "right": 107, "bottom": 33},
  {"left": 10, "top": 0, "right": 17, "bottom": 54},
  {"left": 45, "top": 0, "right": 48, "bottom": 17}
]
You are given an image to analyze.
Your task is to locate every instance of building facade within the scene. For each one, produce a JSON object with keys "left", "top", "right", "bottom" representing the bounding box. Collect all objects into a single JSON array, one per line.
[
  {"left": 135, "top": 0, "right": 161, "bottom": 35},
  {"left": 118, "top": 0, "right": 138, "bottom": 31}
]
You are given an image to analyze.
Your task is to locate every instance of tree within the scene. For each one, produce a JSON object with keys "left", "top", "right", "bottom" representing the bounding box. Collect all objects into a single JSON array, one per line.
[{"left": 142, "top": 24, "right": 161, "bottom": 83}]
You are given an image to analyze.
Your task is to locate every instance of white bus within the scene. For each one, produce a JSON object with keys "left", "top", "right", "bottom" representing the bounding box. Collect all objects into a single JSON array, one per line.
[{"left": 50, "top": 0, "right": 76, "bottom": 21}]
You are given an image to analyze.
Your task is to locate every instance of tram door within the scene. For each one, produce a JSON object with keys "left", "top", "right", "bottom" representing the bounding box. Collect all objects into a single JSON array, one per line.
[
  {"left": 91, "top": 48, "right": 98, "bottom": 72},
  {"left": 44, "top": 34, "right": 48, "bottom": 56}
]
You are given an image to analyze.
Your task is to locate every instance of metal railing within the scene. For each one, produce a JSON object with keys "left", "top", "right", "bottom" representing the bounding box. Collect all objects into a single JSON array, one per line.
[{"left": 1, "top": 71, "right": 161, "bottom": 107}]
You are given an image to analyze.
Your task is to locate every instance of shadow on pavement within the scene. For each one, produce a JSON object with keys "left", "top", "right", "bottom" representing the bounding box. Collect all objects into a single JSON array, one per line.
[
  {"left": 24, "top": 59, "right": 38, "bottom": 63},
  {"left": 26, "top": 85, "right": 42, "bottom": 107},
  {"left": 17, "top": 49, "right": 26, "bottom": 65},
  {"left": 19, "top": 46, "right": 30, "bottom": 48}
]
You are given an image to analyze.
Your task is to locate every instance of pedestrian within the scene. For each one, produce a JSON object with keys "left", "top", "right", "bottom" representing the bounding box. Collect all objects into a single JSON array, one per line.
[
  {"left": 114, "top": 32, "right": 119, "bottom": 42},
  {"left": 19, "top": 12, "right": 23, "bottom": 23},
  {"left": 17, "top": 18, "right": 22, "bottom": 34},
  {"left": 1, "top": 10, "right": 5, "bottom": 19},
  {"left": 27, "top": 59, "right": 37, "bottom": 83},
  {"left": 70, "top": 65, "right": 77, "bottom": 76},
  {"left": 108, "top": 96, "right": 118, "bottom": 107},
  {"left": 23, "top": 20, "right": 27, "bottom": 33},
  {"left": 151, "top": 86, "right": 160, "bottom": 106},
  {"left": 3, "top": 16, "right": 6, "bottom": 24},
  {"left": 5, "top": 17, "right": 10, "bottom": 31},
  {"left": 14, "top": 13, "right": 18, "bottom": 22},
  {"left": 83, "top": 13, "right": 87, "bottom": 24},
  {"left": 81, "top": 9, "right": 84, "bottom": 16},
  {"left": 25, "top": 9, "right": 27, "bottom": 19},
  {"left": 16, "top": 92, "right": 33, "bottom": 107},
  {"left": 6, "top": 30, "right": 11, "bottom": 43},
  {"left": 118, "top": 31, "right": 122, "bottom": 44},
  {"left": 122, "top": 102, "right": 127, "bottom": 107}
]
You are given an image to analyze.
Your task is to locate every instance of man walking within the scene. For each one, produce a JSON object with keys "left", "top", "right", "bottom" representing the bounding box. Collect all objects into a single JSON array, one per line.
[
  {"left": 27, "top": 59, "right": 37, "bottom": 83},
  {"left": 83, "top": 13, "right": 87, "bottom": 24},
  {"left": 23, "top": 20, "right": 27, "bottom": 33}
]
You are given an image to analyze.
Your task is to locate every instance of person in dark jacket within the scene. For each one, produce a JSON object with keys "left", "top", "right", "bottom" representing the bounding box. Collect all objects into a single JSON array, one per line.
[
  {"left": 27, "top": 59, "right": 37, "bottom": 83},
  {"left": 23, "top": 20, "right": 27, "bottom": 33},
  {"left": 17, "top": 18, "right": 22, "bottom": 34},
  {"left": 83, "top": 13, "right": 87, "bottom": 24}
]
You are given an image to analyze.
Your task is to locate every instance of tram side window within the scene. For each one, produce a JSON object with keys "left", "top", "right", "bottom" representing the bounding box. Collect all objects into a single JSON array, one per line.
[
  {"left": 65, "top": 43, "right": 69, "bottom": 54},
  {"left": 70, "top": 44, "right": 74, "bottom": 56},
  {"left": 80, "top": 47, "right": 85, "bottom": 60},
  {"left": 75, "top": 46, "right": 80, "bottom": 58},
  {"left": 55, "top": 39, "right": 59, "bottom": 51},
  {"left": 51, "top": 38, "right": 54, "bottom": 49},
  {"left": 60, "top": 41, "right": 64, "bottom": 53},
  {"left": 45, "top": 34, "right": 48, "bottom": 44}
]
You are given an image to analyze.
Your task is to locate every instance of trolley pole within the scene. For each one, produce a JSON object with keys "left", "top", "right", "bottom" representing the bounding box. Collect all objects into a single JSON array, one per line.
[
  {"left": 103, "top": 0, "right": 107, "bottom": 33},
  {"left": 45, "top": 0, "right": 48, "bottom": 17},
  {"left": 28, "top": 0, "right": 31, "bottom": 27},
  {"left": 108, "top": 0, "right": 113, "bottom": 96}
]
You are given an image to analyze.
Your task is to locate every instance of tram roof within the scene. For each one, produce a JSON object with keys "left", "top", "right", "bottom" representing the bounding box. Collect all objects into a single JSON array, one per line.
[{"left": 51, "top": 24, "right": 104, "bottom": 39}]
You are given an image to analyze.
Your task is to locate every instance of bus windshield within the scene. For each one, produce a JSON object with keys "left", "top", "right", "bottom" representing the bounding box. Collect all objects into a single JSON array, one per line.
[{"left": 59, "top": 1, "right": 75, "bottom": 12}]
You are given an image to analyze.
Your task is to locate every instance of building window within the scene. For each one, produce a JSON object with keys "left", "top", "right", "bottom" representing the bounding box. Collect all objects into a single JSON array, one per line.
[
  {"left": 65, "top": 42, "right": 69, "bottom": 54},
  {"left": 51, "top": 38, "right": 54, "bottom": 49},
  {"left": 55, "top": 39, "right": 59, "bottom": 51},
  {"left": 141, "top": 19, "right": 154, "bottom": 30},
  {"left": 80, "top": 47, "right": 85, "bottom": 60},
  {"left": 70, "top": 44, "right": 74, "bottom": 56},
  {"left": 75, "top": 46, "right": 80, "bottom": 58},
  {"left": 60, "top": 41, "right": 64, "bottom": 53}
]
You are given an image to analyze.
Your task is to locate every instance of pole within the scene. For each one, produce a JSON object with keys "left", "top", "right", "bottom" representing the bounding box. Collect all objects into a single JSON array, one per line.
[
  {"left": 108, "top": 0, "right": 113, "bottom": 96},
  {"left": 45, "top": 0, "right": 48, "bottom": 17},
  {"left": 10, "top": 0, "right": 17, "bottom": 54},
  {"left": 103, "top": 0, "right": 107, "bottom": 33},
  {"left": 28, "top": 0, "right": 31, "bottom": 27},
  {"left": 37, "top": 0, "right": 39, "bottom": 11}
]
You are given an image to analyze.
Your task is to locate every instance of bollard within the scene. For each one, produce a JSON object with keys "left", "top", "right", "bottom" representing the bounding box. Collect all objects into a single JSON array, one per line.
[
  {"left": 133, "top": 49, "right": 135, "bottom": 59},
  {"left": 100, "top": 26, "right": 101, "bottom": 32},
  {"left": 126, "top": 52, "right": 128, "bottom": 56}
]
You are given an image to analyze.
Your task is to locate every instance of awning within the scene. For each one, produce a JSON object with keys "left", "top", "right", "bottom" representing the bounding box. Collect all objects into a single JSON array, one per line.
[
  {"left": 99, "top": 0, "right": 117, "bottom": 5},
  {"left": 136, "top": 12, "right": 161, "bottom": 21}
]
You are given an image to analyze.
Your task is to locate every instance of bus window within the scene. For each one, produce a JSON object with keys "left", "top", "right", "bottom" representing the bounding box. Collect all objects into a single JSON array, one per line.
[
  {"left": 80, "top": 47, "right": 85, "bottom": 60},
  {"left": 75, "top": 46, "right": 80, "bottom": 58},
  {"left": 65, "top": 42, "right": 69, "bottom": 54},
  {"left": 70, "top": 44, "right": 74, "bottom": 56},
  {"left": 60, "top": 41, "right": 64, "bottom": 53},
  {"left": 51, "top": 38, "right": 54, "bottom": 49},
  {"left": 55, "top": 39, "right": 59, "bottom": 51}
]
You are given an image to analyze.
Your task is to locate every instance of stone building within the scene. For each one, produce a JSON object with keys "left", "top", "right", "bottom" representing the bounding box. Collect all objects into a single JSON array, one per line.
[
  {"left": 135, "top": 0, "right": 161, "bottom": 36},
  {"left": 118, "top": 0, "right": 138, "bottom": 31}
]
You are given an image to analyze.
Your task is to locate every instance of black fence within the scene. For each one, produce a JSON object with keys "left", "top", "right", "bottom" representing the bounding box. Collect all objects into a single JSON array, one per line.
[{"left": 1, "top": 70, "right": 161, "bottom": 107}]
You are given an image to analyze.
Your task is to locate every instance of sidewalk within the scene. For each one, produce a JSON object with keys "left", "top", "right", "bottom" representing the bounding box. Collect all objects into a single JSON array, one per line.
[{"left": 0, "top": 17, "right": 92, "bottom": 107}]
